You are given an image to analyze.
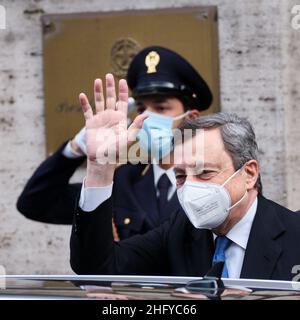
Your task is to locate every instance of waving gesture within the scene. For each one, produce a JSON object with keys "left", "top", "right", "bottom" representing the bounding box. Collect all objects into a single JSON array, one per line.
[{"left": 79, "top": 74, "right": 147, "bottom": 186}]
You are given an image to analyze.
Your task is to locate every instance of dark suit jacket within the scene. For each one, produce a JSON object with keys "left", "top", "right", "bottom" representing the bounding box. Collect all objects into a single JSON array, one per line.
[
  {"left": 70, "top": 194, "right": 300, "bottom": 280},
  {"left": 17, "top": 142, "right": 180, "bottom": 239}
]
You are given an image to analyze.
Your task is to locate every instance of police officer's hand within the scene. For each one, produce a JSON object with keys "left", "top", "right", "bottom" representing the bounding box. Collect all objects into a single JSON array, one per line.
[
  {"left": 79, "top": 74, "right": 147, "bottom": 186},
  {"left": 70, "top": 127, "right": 86, "bottom": 155}
]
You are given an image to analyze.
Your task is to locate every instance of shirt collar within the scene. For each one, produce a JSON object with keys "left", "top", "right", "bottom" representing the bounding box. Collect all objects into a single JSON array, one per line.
[
  {"left": 152, "top": 159, "right": 176, "bottom": 189},
  {"left": 225, "top": 197, "right": 258, "bottom": 250}
]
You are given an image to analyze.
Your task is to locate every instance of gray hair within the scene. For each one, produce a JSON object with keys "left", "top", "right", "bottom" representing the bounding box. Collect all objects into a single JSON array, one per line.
[{"left": 179, "top": 112, "right": 262, "bottom": 193}]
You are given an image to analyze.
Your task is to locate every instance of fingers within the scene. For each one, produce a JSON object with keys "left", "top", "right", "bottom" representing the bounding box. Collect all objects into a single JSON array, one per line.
[
  {"left": 128, "top": 113, "right": 149, "bottom": 142},
  {"left": 117, "top": 79, "right": 128, "bottom": 115},
  {"left": 94, "top": 79, "right": 104, "bottom": 113},
  {"left": 106, "top": 73, "right": 117, "bottom": 110},
  {"left": 79, "top": 93, "right": 93, "bottom": 120},
  {"left": 81, "top": 74, "right": 126, "bottom": 117}
]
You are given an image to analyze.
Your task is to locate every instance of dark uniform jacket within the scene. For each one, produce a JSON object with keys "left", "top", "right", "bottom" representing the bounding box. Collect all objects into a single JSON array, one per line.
[
  {"left": 17, "top": 142, "right": 180, "bottom": 240},
  {"left": 70, "top": 194, "right": 300, "bottom": 281}
]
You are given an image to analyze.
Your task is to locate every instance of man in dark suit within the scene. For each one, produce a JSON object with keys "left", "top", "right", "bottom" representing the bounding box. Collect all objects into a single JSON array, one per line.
[
  {"left": 70, "top": 75, "right": 300, "bottom": 280},
  {"left": 16, "top": 46, "right": 212, "bottom": 240}
]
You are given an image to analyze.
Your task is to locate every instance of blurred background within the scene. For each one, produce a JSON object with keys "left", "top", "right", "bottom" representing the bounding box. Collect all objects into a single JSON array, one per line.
[{"left": 0, "top": 0, "right": 299, "bottom": 274}]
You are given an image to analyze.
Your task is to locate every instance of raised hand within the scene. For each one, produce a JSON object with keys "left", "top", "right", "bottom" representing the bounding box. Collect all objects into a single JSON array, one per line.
[{"left": 79, "top": 74, "right": 147, "bottom": 186}]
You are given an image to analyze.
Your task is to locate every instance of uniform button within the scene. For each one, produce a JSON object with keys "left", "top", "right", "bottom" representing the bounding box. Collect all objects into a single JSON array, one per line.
[{"left": 124, "top": 218, "right": 131, "bottom": 225}]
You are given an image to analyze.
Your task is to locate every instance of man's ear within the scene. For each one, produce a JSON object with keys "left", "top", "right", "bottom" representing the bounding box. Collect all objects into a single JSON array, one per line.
[
  {"left": 186, "top": 109, "right": 201, "bottom": 120},
  {"left": 244, "top": 160, "right": 259, "bottom": 190}
]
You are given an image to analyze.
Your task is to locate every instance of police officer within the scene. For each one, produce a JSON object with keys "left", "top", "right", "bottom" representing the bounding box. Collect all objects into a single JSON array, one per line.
[{"left": 17, "top": 46, "right": 213, "bottom": 240}]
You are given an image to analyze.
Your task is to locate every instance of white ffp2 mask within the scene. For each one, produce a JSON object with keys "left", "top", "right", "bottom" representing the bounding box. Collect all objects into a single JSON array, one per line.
[{"left": 177, "top": 169, "right": 247, "bottom": 229}]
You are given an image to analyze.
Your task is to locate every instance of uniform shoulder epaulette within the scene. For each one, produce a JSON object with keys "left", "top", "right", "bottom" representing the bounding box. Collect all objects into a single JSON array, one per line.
[
  {"left": 141, "top": 164, "right": 151, "bottom": 176},
  {"left": 115, "top": 163, "right": 126, "bottom": 170},
  {"left": 115, "top": 162, "right": 151, "bottom": 175}
]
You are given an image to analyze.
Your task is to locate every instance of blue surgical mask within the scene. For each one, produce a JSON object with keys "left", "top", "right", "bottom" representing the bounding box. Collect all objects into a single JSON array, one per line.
[{"left": 137, "top": 111, "right": 188, "bottom": 160}]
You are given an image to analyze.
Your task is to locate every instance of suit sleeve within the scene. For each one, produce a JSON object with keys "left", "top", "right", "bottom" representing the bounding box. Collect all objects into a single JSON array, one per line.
[
  {"left": 16, "top": 142, "right": 86, "bottom": 224},
  {"left": 70, "top": 197, "right": 171, "bottom": 275}
]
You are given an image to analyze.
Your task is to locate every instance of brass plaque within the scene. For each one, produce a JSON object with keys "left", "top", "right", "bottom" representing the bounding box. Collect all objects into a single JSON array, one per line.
[{"left": 42, "top": 7, "right": 220, "bottom": 155}]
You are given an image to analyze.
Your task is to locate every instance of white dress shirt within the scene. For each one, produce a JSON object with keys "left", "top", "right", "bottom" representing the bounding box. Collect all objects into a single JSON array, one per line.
[
  {"left": 217, "top": 197, "right": 258, "bottom": 279},
  {"left": 79, "top": 163, "right": 176, "bottom": 212},
  {"left": 79, "top": 179, "right": 113, "bottom": 212}
]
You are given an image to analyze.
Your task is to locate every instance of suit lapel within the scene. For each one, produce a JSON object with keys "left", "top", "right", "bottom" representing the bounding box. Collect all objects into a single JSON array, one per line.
[
  {"left": 240, "top": 195, "right": 285, "bottom": 279},
  {"left": 183, "top": 221, "right": 215, "bottom": 276}
]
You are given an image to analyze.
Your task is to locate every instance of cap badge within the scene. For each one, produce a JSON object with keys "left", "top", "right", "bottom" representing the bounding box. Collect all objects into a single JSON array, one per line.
[{"left": 145, "top": 51, "right": 160, "bottom": 74}]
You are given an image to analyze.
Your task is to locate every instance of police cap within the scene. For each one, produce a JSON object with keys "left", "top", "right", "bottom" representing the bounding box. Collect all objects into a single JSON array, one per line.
[{"left": 127, "top": 46, "right": 213, "bottom": 110}]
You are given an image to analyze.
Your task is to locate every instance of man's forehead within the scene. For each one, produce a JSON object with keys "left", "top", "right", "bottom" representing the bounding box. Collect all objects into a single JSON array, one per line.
[
  {"left": 173, "top": 128, "right": 228, "bottom": 170},
  {"left": 174, "top": 162, "right": 221, "bottom": 175}
]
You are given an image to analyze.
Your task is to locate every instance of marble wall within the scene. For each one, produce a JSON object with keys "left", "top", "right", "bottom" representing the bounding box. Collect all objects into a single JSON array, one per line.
[{"left": 0, "top": 0, "right": 299, "bottom": 273}]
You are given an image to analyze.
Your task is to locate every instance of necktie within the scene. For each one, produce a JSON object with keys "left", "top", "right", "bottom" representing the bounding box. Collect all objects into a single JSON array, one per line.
[
  {"left": 157, "top": 174, "right": 171, "bottom": 221},
  {"left": 212, "top": 236, "right": 232, "bottom": 278}
]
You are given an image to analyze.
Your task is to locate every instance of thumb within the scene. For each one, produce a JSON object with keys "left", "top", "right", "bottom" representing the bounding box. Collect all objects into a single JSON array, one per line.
[{"left": 127, "top": 113, "right": 148, "bottom": 143}]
